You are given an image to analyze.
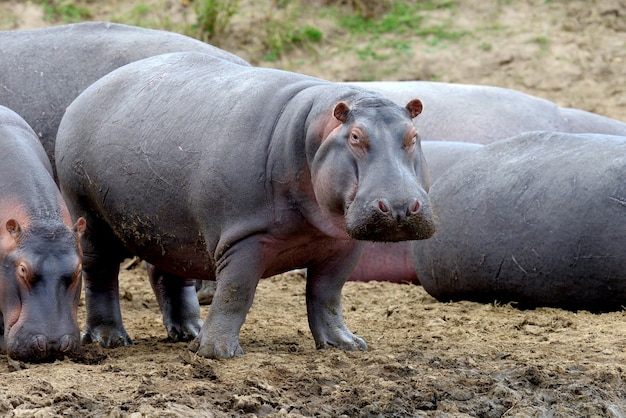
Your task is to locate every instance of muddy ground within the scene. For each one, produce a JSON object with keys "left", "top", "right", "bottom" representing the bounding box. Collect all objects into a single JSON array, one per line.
[{"left": 0, "top": 0, "right": 625, "bottom": 417}]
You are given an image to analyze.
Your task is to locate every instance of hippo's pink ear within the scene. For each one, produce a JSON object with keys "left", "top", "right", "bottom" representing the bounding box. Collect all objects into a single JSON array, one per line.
[
  {"left": 406, "top": 99, "right": 423, "bottom": 119},
  {"left": 73, "top": 217, "right": 87, "bottom": 237},
  {"left": 333, "top": 102, "right": 350, "bottom": 123},
  {"left": 6, "top": 219, "right": 23, "bottom": 242}
]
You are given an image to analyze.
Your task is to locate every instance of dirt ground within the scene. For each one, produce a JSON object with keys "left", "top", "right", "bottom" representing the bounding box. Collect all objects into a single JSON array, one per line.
[{"left": 1, "top": 1, "right": 625, "bottom": 417}]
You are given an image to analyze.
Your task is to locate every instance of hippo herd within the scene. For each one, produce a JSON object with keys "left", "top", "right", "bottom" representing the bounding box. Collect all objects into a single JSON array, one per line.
[{"left": 0, "top": 22, "right": 625, "bottom": 362}]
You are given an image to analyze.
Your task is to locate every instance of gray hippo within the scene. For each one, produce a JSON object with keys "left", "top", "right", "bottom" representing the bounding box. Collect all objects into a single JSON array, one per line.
[
  {"left": 0, "top": 21, "right": 248, "bottom": 180},
  {"left": 349, "top": 141, "right": 483, "bottom": 283},
  {"left": 347, "top": 80, "right": 626, "bottom": 284},
  {"left": 55, "top": 52, "right": 435, "bottom": 358},
  {"left": 412, "top": 131, "right": 626, "bottom": 311},
  {"left": 0, "top": 105, "right": 86, "bottom": 361},
  {"left": 347, "top": 81, "right": 626, "bottom": 141}
]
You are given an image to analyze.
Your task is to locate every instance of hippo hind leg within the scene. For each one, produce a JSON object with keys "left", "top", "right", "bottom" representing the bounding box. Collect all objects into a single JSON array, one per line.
[{"left": 146, "top": 264, "right": 202, "bottom": 342}]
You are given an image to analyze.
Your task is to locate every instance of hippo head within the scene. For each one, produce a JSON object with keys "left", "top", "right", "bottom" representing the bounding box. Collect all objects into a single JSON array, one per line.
[
  {"left": 0, "top": 217, "right": 86, "bottom": 362},
  {"left": 310, "top": 96, "right": 435, "bottom": 242}
]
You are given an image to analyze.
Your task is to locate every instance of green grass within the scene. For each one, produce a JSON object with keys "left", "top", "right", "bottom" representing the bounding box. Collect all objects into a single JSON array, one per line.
[{"left": 39, "top": 0, "right": 91, "bottom": 23}]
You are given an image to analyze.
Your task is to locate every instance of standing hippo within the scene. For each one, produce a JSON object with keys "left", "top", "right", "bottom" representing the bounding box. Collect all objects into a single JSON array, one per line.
[
  {"left": 0, "top": 105, "right": 86, "bottom": 361},
  {"left": 412, "top": 131, "right": 626, "bottom": 311},
  {"left": 347, "top": 81, "right": 626, "bottom": 142},
  {"left": 55, "top": 52, "right": 435, "bottom": 358},
  {"left": 0, "top": 21, "right": 248, "bottom": 180}
]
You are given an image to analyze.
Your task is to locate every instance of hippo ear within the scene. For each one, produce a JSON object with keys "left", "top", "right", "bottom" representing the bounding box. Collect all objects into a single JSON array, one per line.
[
  {"left": 333, "top": 102, "right": 351, "bottom": 123},
  {"left": 73, "top": 217, "right": 87, "bottom": 237},
  {"left": 6, "top": 219, "right": 23, "bottom": 242},
  {"left": 406, "top": 99, "right": 423, "bottom": 119}
]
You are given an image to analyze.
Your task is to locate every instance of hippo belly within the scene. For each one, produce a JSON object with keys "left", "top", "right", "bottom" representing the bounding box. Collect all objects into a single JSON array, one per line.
[
  {"left": 412, "top": 131, "right": 626, "bottom": 311},
  {"left": 0, "top": 21, "right": 248, "bottom": 180},
  {"left": 56, "top": 52, "right": 434, "bottom": 358},
  {"left": 0, "top": 105, "right": 85, "bottom": 361}
]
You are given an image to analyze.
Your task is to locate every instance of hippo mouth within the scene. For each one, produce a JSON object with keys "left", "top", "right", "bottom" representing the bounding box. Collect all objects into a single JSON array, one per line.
[{"left": 345, "top": 200, "right": 436, "bottom": 242}]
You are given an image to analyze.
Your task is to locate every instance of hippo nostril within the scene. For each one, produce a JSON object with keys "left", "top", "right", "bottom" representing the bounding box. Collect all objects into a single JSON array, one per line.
[
  {"left": 34, "top": 335, "right": 47, "bottom": 352},
  {"left": 378, "top": 200, "right": 389, "bottom": 213},
  {"left": 411, "top": 200, "right": 420, "bottom": 214}
]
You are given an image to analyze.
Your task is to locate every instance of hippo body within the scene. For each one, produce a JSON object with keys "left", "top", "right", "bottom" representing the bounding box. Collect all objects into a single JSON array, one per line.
[
  {"left": 349, "top": 141, "right": 483, "bottom": 283},
  {"left": 347, "top": 80, "right": 626, "bottom": 284},
  {"left": 0, "top": 105, "right": 85, "bottom": 361},
  {"left": 347, "top": 81, "right": 626, "bottom": 142},
  {"left": 0, "top": 21, "right": 248, "bottom": 179},
  {"left": 412, "top": 132, "right": 626, "bottom": 311},
  {"left": 56, "top": 52, "right": 435, "bottom": 358}
]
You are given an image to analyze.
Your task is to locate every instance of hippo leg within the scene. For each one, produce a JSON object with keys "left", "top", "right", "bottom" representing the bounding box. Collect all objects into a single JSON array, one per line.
[
  {"left": 146, "top": 265, "right": 202, "bottom": 341},
  {"left": 79, "top": 218, "right": 132, "bottom": 348},
  {"left": 189, "top": 238, "right": 263, "bottom": 359},
  {"left": 0, "top": 312, "right": 4, "bottom": 352},
  {"left": 196, "top": 280, "right": 217, "bottom": 305},
  {"left": 307, "top": 244, "right": 368, "bottom": 351}
]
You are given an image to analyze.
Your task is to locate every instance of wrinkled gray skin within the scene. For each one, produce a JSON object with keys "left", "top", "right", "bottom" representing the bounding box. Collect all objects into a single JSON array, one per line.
[
  {"left": 413, "top": 132, "right": 626, "bottom": 312},
  {"left": 0, "top": 21, "right": 248, "bottom": 181},
  {"left": 0, "top": 105, "right": 86, "bottom": 361},
  {"left": 56, "top": 52, "right": 435, "bottom": 358},
  {"left": 347, "top": 81, "right": 626, "bottom": 142},
  {"left": 347, "top": 80, "right": 626, "bottom": 283}
]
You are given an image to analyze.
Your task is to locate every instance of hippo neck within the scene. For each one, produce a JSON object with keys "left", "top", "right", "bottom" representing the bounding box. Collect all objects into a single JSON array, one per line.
[{"left": 267, "top": 84, "right": 370, "bottom": 239}]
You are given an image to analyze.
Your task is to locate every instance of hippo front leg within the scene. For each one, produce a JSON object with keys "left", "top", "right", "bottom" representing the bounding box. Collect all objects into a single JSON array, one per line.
[
  {"left": 189, "top": 238, "right": 262, "bottom": 359},
  {"left": 307, "top": 244, "right": 368, "bottom": 351},
  {"left": 82, "top": 255, "right": 132, "bottom": 348},
  {"left": 146, "top": 264, "right": 202, "bottom": 342}
]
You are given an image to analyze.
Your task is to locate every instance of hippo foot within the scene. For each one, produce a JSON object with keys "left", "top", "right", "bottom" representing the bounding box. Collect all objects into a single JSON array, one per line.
[
  {"left": 81, "top": 325, "right": 133, "bottom": 348},
  {"left": 165, "top": 319, "right": 203, "bottom": 342},
  {"left": 188, "top": 335, "right": 244, "bottom": 359},
  {"left": 314, "top": 332, "right": 368, "bottom": 352},
  {"left": 196, "top": 280, "right": 216, "bottom": 305}
]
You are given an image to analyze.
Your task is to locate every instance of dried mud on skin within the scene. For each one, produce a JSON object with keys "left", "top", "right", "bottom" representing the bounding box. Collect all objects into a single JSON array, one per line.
[{"left": 1, "top": 269, "right": 625, "bottom": 417}]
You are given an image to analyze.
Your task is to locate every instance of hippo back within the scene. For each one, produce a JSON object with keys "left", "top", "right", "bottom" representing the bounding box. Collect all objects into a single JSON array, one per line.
[
  {"left": 412, "top": 131, "right": 626, "bottom": 311},
  {"left": 348, "top": 81, "right": 626, "bottom": 142},
  {"left": 0, "top": 22, "right": 248, "bottom": 177}
]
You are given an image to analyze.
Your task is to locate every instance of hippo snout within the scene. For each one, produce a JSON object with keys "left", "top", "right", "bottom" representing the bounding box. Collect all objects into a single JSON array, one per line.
[
  {"left": 7, "top": 333, "right": 81, "bottom": 362},
  {"left": 346, "top": 195, "right": 436, "bottom": 242}
]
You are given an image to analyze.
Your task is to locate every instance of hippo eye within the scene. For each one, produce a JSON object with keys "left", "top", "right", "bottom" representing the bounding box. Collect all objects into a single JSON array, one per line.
[
  {"left": 350, "top": 132, "right": 360, "bottom": 145},
  {"left": 16, "top": 263, "right": 28, "bottom": 280}
]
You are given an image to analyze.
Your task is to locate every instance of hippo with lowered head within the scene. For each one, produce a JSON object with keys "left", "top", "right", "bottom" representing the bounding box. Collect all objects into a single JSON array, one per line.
[
  {"left": 55, "top": 52, "right": 435, "bottom": 358},
  {"left": 0, "top": 21, "right": 248, "bottom": 180},
  {"left": 0, "top": 105, "right": 86, "bottom": 361}
]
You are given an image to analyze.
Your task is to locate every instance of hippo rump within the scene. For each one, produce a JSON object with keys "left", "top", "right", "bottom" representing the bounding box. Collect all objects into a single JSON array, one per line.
[
  {"left": 347, "top": 81, "right": 626, "bottom": 142},
  {"left": 349, "top": 141, "right": 483, "bottom": 283},
  {"left": 0, "top": 21, "right": 248, "bottom": 179},
  {"left": 0, "top": 105, "right": 86, "bottom": 361},
  {"left": 412, "top": 131, "right": 626, "bottom": 312},
  {"left": 55, "top": 52, "right": 435, "bottom": 358}
]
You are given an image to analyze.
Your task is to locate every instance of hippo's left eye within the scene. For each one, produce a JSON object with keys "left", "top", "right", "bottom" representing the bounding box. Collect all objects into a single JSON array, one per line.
[{"left": 350, "top": 132, "right": 360, "bottom": 145}]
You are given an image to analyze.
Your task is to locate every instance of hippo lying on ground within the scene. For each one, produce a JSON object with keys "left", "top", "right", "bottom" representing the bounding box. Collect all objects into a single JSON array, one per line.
[
  {"left": 0, "top": 21, "right": 248, "bottom": 180},
  {"left": 55, "top": 52, "right": 435, "bottom": 358},
  {"left": 347, "top": 81, "right": 626, "bottom": 142},
  {"left": 0, "top": 105, "right": 85, "bottom": 361},
  {"left": 412, "top": 131, "right": 626, "bottom": 311}
]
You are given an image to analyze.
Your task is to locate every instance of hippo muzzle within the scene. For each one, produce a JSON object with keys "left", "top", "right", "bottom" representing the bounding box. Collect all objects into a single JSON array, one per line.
[
  {"left": 345, "top": 190, "right": 435, "bottom": 242},
  {"left": 5, "top": 330, "right": 81, "bottom": 362}
]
